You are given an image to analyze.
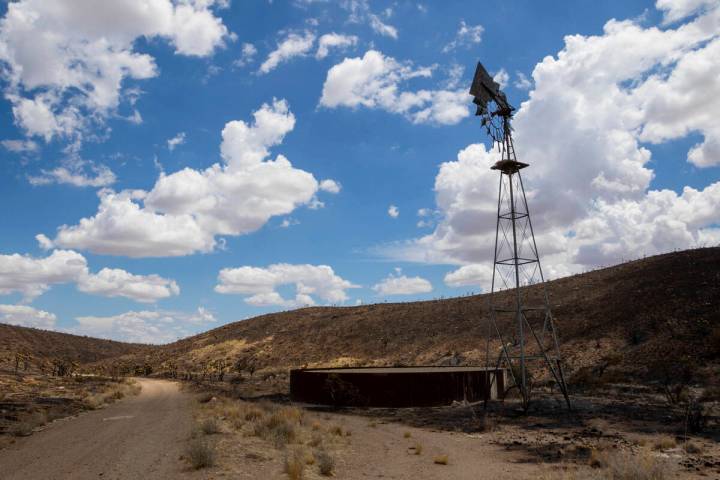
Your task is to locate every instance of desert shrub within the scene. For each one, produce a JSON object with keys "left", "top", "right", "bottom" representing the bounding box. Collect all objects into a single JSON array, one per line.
[
  {"left": 200, "top": 418, "right": 220, "bottom": 435},
  {"left": 8, "top": 411, "right": 45, "bottom": 437},
  {"left": 284, "top": 449, "right": 305, "bottom": 480},
  {"left": 9, "top": 422, "right": 34, "bottom": 437},
  {"left": 600, "top": 450, "right": 668, "bottom": 480},
  {"left": 433, "top": 454, "right": 448, "bottom": 465},
  {"left": 254, "top": 410, "right": 299, "bottom": 447},
  {"left": 652, "top": 435, "right": 677, "bottom": 451},
  {"left": 329, "top": 425, "right": 343, "bottom": 436},
  {"left": 411, "top": 442, "right": 423, "bottom": 455},
  {"left": 656, "top": 356, "right": 696, "bottom": 404},
  {"left": 244, "top": 405, "right": 265, "bottom": 422},
  {"left": 316, "top": 450, "right": 335, "bottom": 476},
  {"left": 197, "top": 392, "right": 214, "bottom": 404},
  {"left": 403, "top": 431, "right": 412, "bottom": 438},
  {"left": 186, "top": 438, "right": 215, "bottom": 469},
  {"left": 308, "top": 432, "right": 323, "bottom": 448}
]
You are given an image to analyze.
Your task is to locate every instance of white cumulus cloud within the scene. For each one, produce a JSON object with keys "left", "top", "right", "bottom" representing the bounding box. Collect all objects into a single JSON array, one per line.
[
  {"left": 70, "top": 307, "right": 215, "bottom": 344},
  {"left": 233, "top": 42, "right": 258, "bottom": 67},
  {"left": 442, "top": 20, "right": 483, "bottom": 52},
  {"left": 259, "top": 31, "right": 316, "bottom": 74},
  {"left": 0, "top": 304, "right": 57, "bottom": 330},
  {"left": 316, "top": 33, "right": 358, "bottom": 59},
  {"left": 372, "top": 271, "right": 432, "bottom": 296},
  {"left": 45, "top": 100, "right": 336, "bottom": 257},
  {"left": 167, "top": 132, "right": 186, "bottom": 151},
  {"left": 368, "top": 14, "right": 398, "bottom": 39},
  {"left": 0, "top": 249, "right": 179, "bottom": 303},
  {"left": 385, "top": 3, "right": 720, "bottom": 290},
  {"left": 0, "top": 0, "right": 231, "bottom": 142},
  {"left": 78, "top": 268, "right": 180, "bottom": 304},
  {"left": 28, "top": 163, "right": 116, "bottom": 188},
  {"left": 319, "top": 179, "right": 342, "bottom": 193},
  {"left": 1, "top": 139, "right": 38, "bottom": 153},
  {"left": 320, "top": 50, "right": 469, "bottom": 125},
  {"left": 215, "top": 263, "right": 358, "bottom": 307},
  {"left": 388, "top": 205, "right": 399, "bottom": 218}
]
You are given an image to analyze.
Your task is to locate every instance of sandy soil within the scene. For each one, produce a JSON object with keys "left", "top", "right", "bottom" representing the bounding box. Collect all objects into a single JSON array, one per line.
[
  {"left": 328, "top": 411, "right": 574, "bottom": 479},
  {"left": 0, "top": 378, "right": 192, "bottom": 480}
]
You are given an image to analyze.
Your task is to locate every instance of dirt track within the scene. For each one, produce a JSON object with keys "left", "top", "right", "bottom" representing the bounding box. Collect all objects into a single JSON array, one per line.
[{"left": 0, "top": 379, "right": 192, "bottom": 480}]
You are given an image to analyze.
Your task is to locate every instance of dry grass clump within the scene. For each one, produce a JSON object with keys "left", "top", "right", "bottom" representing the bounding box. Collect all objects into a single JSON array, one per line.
[
  {"left": 200, "top": 417, "right": 220, "bottom": 435},
  {"left": 316, "top": 449, "right": 335, "bottom": 476},
  {"left": 9, "top": 411, "right": 46, "bottom": 437},
  {"left": 84, "top": 379, "right": 141, "bottom": 409},
  {"left": 253, "top": 409, "right": 300, "bottom": 447},
  {"left": 186, "top": 437, "right": 215, "bottom": 470},
  {"left": 197, "top": 392, "right": 214, "bottom": 403},
  {"left": 192, "top": 393, "right": 348, "bottom": 477},
  {"left": 410, "top": 441, "right": 423, "bottom": 455},
  {"left": 284, "top": 448, "right": 305, "bottom": 480},
  {"left": 403, "top": 431, "right": 412, "bottom": 438},
  {"left": 591, "top": 449, "right": 668, "bottom": 480},
  {"left": 433, "top": 454, "right": 449, "bottom": 465},
  {"left": 652, "top": 435, "right": 677, "bottom": 451}
]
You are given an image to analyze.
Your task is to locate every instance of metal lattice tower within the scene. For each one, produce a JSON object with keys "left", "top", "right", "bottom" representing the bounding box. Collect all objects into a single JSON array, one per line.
[{"left": 469, "top": 62, "right": 571, "bottom": 411}]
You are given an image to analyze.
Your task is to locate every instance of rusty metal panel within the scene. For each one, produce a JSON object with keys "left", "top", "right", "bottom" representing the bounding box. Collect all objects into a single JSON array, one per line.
[{"left": 290, "top": 366, "right": 506, "bottom": 407}]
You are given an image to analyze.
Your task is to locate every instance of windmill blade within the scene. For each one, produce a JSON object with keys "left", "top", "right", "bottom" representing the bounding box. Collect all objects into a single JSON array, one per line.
[{"left": 469, "top": 62, "right": 513, "bottom": 114}]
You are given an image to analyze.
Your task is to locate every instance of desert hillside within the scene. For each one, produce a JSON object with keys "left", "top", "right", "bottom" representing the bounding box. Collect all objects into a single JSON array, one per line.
[
  {"left": 0, "top": 324, "right": 152, "bottom": 372},
  {"left": 104, "top": 247, "right": 720, "bottom": 387},
  {"left": 4, "top": 248, "right": 718, "bottom": 388}
]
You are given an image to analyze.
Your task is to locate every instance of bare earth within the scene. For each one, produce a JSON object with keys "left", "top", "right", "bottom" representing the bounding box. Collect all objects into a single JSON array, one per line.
[{"left": 0, "top": 379, "right": 192, "bottom": 480}]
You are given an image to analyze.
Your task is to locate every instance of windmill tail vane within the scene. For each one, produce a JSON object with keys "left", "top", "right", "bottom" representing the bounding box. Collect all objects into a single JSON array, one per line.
[{"left": 470, "top": 61, "right": 572, "bottom": 411}]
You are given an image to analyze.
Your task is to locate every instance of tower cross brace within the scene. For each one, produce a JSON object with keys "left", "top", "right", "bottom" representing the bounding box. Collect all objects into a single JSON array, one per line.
[{"left": 484, "top": 118, "right": 572, "bottom": 411}]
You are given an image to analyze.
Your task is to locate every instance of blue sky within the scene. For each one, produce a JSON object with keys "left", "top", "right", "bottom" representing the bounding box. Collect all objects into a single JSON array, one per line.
[{"left": 0, "top": 0, "right": 718, "bottom": 343}]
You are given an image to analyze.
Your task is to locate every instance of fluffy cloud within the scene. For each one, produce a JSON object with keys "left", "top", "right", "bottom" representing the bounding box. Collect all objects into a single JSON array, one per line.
[
  {"left": 320, "top": 50, "right": 469, "bottom": 125},
  {"left": 0, "top": 0, "right": 230, "bottom": 141},
  {"left": 215, "top": 263, "right": 358, "bottom": 307},
  {"left": 0, "top": 249, "right": 179, "bottom": 303},
  {"left": 77, "top": 268, "right": 180, "bottom": 304},
  {"left": 443, "top": 264, "right": 494, "bottom": 289},
  {"left": 0, "top": 250, "right": 88, "bottom": 301},
  {"left": 167, "top": 132, "right": 186, "bottom": 151},
  {"left": 341, "top": 0, "right": 398, "bottom": 39},
  {"left": 514, "top": 72, "right": 532, "bottom": 90},
  {"left": 70, "top": 307, "right": 215, "bottom": 344},
  {"left": 28, "top": 163, "right": 116, "bottom": 188},
  {"left": 442, "top": 20, "right": 483, "bottom": 52},
  {"left": 319, "top": 179, "right": 342, "bottom": 193},
  {"left": 259, "top": 31, "right": 315, "bottom": 74},
  {"left": 657, "top": 0, "right": 718, "bottom": 23},
  {"left": 233, "top": 42, "right": 257, "bottom": 67},
  {"left": 388, "top": 205, "right": 399, "bottom": 218},
  {"left": 1, "top": 139, "right": 38, "bottom": 153},
  {"left": 368, "top": 14, "right": 397, "bottom": 39},
  {"left": 0, "top": 304, "right": 56, "bottom": 330},
  {"left": 391, "top": 3, "right": 720, "bottom": 289},
  {"left": 316, "top": 33, "right": 358, "bottom": 59},
  {"left": 45, "top": 100, "right": 335, "bottom": 257},
  {"left": 372, "top": 271, "right": 432, "bottom": 296},
  {"left": 493, "top": 69, "right": 509, "bottom": 89}
]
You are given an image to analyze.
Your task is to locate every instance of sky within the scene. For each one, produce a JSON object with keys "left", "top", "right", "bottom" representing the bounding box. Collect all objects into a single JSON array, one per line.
[{"left": 0, "top": 0, "right": 718, "bottom": 344}]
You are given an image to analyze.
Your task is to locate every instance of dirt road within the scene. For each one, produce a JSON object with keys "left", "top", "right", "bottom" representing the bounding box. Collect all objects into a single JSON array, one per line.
[{"left": 0, "top": 378, "right": 192, "bottom": 480}]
